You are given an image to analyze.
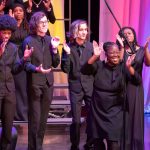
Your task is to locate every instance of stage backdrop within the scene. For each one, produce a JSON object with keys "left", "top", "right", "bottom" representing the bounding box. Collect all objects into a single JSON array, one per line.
[
  {"left": 49, "top": 0, "right": 68, "bottom": 98},
  {"left": 99, "top": 0, "right": 150, "bottom": 112}
]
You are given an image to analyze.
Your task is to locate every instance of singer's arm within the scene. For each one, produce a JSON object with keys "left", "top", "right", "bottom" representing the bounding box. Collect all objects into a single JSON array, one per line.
[{"left": 144, "top": 37, "right": 150, "bottom": 66}]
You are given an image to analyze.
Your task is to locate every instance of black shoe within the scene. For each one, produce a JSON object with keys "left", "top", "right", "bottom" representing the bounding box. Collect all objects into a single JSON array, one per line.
[
  {"left": 84, "top": 144, "right": 94, "bottom": 150},
  {"left": 70, "top": 145, "right": 80, "bottom": 150}
]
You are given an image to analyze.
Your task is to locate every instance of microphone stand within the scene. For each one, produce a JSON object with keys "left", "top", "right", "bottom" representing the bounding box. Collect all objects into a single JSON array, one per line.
[
  {"left": 103, "top": 0, "right": 135, "bottom": 150},
  {"left": 103, "top": 0, "right": 135, "bottom": 54}
]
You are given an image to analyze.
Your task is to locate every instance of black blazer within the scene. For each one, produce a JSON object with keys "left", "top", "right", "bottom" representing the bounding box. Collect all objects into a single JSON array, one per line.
[
  {"left": 61, "top": 41, "right": 94, "bottom": 94},
  {"left": 0, "top": 42, "right": 24, "bottom": 92},
  {"left": 23, "top": 34, "right": 60, "bottom": 86}
]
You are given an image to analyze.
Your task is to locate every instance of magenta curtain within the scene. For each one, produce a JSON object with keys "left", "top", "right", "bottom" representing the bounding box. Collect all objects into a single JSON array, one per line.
[{"left": 99, "top": 0, "right": 150, "bottom": 112}]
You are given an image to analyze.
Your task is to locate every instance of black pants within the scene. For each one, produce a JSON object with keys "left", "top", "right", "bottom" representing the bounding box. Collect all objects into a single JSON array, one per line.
[
  {"left": 70, "top": 89, "right": 91, "bottom": 150},
  {"left": 0, "top": 126, "right": 18, "bottom": 150},
  {"left": 28, "top": 84, "right": 53, "bottom": 150},
  {"left": 14, "top": 70, "right": 28, "bottom": 121},
  {"left": 0, "top": 89, "right": 16, "bottom": 150}
]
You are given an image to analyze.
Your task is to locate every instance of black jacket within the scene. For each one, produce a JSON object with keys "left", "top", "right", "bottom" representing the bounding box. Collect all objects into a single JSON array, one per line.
[
  {"left": 0, "top": 42, "right": 24, "bottom": 92},
  {"left": 61, "top": 41, "right": 94, "bottom": 94},
  {"left": 23, "top": 34, "right": 60, "bottom": 86}
]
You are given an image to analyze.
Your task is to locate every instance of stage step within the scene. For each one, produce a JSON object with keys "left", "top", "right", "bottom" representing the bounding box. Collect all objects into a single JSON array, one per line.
[
  {"left": 53, "top": 83, "right": 68, "bottom": 89},
  {"left": 51, "top": 100, "right": 70, "bottom": 105},
  {"left": 51, "top": 100, "right": 85, "bottom": 106},
  {"left": 0, "top": 118, "right": 85, "bottom": 125},
  {"left": 52, "top": 68, "right": 62, "bottom": 72}
]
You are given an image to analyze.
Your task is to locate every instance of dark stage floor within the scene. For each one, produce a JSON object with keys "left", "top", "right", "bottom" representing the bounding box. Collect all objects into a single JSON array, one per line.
[{"left": 15, "top": 115, "right": 150, "bottom": 150}]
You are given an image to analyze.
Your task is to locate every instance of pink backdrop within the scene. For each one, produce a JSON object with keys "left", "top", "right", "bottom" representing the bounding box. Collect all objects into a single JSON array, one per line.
[{"left": 99, "top": 0, "right": 150, "bottom": 112}]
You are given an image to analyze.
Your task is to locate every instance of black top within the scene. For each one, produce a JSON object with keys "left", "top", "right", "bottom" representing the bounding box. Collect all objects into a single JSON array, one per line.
[
  {"left": 23, "top": 34, "right": 60, "bottom": 86},
  {"left": 0, "top": 0, "right": 22, "bottom": 14},
  {"left": 24, "top": 0, "right": 56, "bottom": 23},
  {"left": 0, "top": 41, "right": 24, "bottom": 92},
  {"left": 86, "top": 60, "right": 141, "bottom": 141},
  {"left": 61, "top": 41, "right": 94, "bottom": 94},
  {"left": 124, "top": 47, "right": 145, "bottom": 150},
  {"left": 10, "top": 22, "right": 29, "bottom": 58}
]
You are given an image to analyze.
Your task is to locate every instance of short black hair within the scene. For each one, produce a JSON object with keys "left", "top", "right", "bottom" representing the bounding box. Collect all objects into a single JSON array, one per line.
[
  {"left": 12, "top": 3, "right": 25, "bottom": 11},
  {"left": 0, "top": 15, "right": 17, "bottom": 32},
  {"left": 103, "top": 42, "right": 118, "bottom": 53}
]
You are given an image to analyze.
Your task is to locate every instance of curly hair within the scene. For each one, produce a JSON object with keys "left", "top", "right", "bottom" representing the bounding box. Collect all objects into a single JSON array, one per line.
[
  {"left": 0, "top": 15, "right": 17, "bottom": 32},
  {"left": 29, "top": 11, "right": 46, "bottom": 34}
]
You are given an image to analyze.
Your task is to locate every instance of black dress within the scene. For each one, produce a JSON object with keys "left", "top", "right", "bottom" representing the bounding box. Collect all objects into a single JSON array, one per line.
[
  {"left": 125, "top": 47, "right": 144, "bottom": 150},
  {"left": 10, "top": 23, "right": 29, "bottom": 121},
  {"left": 87, "top": 60, "right": 141, "bottom": 142},
  {"left": 24, "top": 0, "right": 56, "bottom": 24}
]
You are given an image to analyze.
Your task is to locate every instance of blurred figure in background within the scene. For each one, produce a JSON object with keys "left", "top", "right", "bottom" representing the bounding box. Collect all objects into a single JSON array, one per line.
[{"left": 9, "top": 3, "right": 30, "bottom": 121}]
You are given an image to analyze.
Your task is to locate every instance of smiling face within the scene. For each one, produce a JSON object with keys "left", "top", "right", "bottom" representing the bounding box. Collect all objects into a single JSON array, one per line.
[
  {"left": 106, "top": 45, "right": 120, "bottom": 66},
  {"left": 36, "top": 16, "right": 48, "bottom": 36}
]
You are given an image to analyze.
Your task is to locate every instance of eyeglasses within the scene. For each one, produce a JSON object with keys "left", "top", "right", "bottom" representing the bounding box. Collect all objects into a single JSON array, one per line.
[{"left": 38, "top": 20, "right": 48, "bottom": 25}]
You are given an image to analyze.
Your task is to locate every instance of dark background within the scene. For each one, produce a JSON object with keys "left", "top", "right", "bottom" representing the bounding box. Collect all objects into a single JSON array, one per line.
[{"left": 64, "top": 0, "right": 100, "bottom": 42}]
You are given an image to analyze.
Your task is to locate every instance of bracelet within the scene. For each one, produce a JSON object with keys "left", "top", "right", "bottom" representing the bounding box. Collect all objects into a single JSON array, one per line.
[
  {"left": 26, "top": 8, "right": 32, "bottom": 13},
  {"left": 47, "top": 7, "right": 51, "bottom": 12}
]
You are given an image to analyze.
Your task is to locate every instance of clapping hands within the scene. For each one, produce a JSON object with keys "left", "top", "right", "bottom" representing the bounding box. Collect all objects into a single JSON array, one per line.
[
  {"left": 144, "top": 37, "right": 150, "bottom": 50},
  {"left": 63, "top": 41, "right": 70, "bottom": 54},
  {"left": 116, "top": 34, "right": 124, "bottom": 48},
  {"left": 24, "top": 45, "right": 34, "bottom": 60},
  {"left": 0, "top": 40, "right": 7, "bottom": 57},
  {"left": 126, "top": 54, "right": 135, "bottom": 68},
  {"left": 51, "top": 36, "right": 60, "bottom": 49},
  {"left": 93, "top": 40, "right": 103, "bottom": 57},
  {"left": 36, "top": 64, "right": 51, "bottom": 74}
]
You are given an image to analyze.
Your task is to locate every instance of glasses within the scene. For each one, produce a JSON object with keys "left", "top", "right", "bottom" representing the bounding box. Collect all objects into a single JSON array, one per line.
[{"left": 38, "top": 20, "right": 48, "bottom": 25}]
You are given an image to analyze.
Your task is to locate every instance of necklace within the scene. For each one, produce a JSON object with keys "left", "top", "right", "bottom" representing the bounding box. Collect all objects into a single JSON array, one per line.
[
  {"left": 32, "top": 0, "right": 43, "bottom": 8},
  {"left": 126, "top": 50, "right": 133, "bottom": 56}
]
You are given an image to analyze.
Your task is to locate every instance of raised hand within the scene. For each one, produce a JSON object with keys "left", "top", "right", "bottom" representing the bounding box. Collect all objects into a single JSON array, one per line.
[
  {"left": 43, "top": 0, "right": 52, "bottom": 10},
  {"left": 23, "top": 45, "right": 34, "bottom": 60},
  {"left": 0, "top": 40, "right": 7, "bottom": 57},
  {"left": 27, "top": 0, "right": 32, "bottom": 11},
  {"left": 93, "top": 40, "right": 102, "bottom": 56},
  {"left": 51, "top": 36, "right": 60, "bottom": 49},
  {"left": 144, "top": 37, "right": 150, "bottom": 50},
  {"left": 63, "top": 41, "right": 70, "bottom": 54},
  {"left": 8, "top": 9, "right": 14, "bottom": 17},
  {"left": 126, "top": 54, "right": 135, "bottom": 68},
  {"left": 36, "top": 64, "right": 51, "bottom": 74},
  {"left": 116, "top": 34, "right": 124, "bottom": 48},
  {"left": 144, "top": 37, "right": 150, "bottom": 66}
]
